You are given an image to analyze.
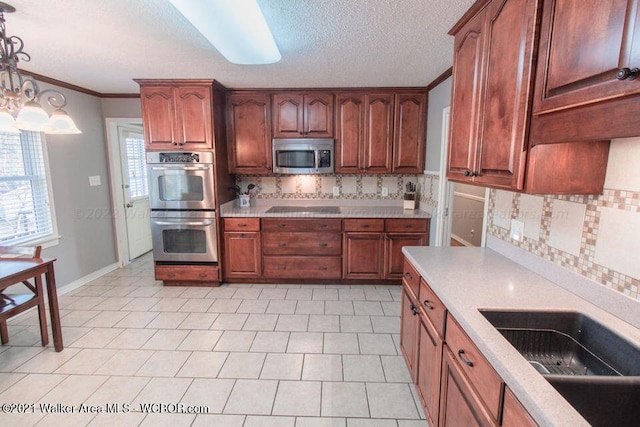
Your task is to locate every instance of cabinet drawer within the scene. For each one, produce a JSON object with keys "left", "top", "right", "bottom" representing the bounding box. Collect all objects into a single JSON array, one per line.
[
  {"left": 385, "top": 218, "right": 428, "bottom": 233},
  {"left": 343, "top": 218, "right": 385, "bottom": 232},
  {"left": 402, "top": 259, "right": 420, "bottom": 298},
  {"left": 224, "top": 218, "right": 260, "bottom": 231},
  {"left": 445, "top": 316, "right": 503, "bottom": 421},
  {"left": 155, "top": 265, "right": 220, "bottom": 282},
  {"left": 263, "top": 232, "right": 341, "bottom": 255},
  {"left": 262, "top": 219, "right": 342, "bottom": 232},
  {"left": 419, "top": 278, "right": 446, "bottom": 338},
  {"left": 263, "top": 256, "right": 341, "bottom": 279}
]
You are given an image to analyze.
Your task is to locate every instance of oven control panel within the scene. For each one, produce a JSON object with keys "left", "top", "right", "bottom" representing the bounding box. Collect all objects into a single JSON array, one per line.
[{"left": 147, "top": 151, "right": 214, "bottom": 164}]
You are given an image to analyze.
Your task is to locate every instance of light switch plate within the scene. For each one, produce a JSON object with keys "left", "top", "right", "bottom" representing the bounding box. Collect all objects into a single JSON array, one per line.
[
  {"left": 89, "top": 176, "right": 101, "bottom": 186},
  {"left": 333, "top": 186, "right": 340, "bottom": 197},
  {"left": 510, "top": 219, "right": 525, "bottom": 242},
  {"left": 381, "top": 187, "right": 389, "bottom": 197}
]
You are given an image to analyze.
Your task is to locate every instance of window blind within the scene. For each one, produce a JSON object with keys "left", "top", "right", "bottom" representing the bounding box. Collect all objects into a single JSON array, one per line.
[
  {"left": 123, "top": 132, "right": 148, "bottom": 199},
  {"left": 0, "top": 131, "right": 55, "bottom": 244}
]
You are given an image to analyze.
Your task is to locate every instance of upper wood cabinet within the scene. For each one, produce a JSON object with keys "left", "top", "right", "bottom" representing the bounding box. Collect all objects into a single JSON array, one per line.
[
  {"left": 335, "top": 93, "right": 394, "bottom": 173},
  {"left": 533, "top": 0, "right": 640, "bottom": 114},
  {"left": 448, "top": 0, "right": 539, "bottom": 190},
  {"left": 226, "top": 93, "right": 272, "bottom": 174},
  {"left": 139, "top": 84, "right": 213, "bottom": 150},
  {"left": 273, "top": 93, "right": 334, "bottom": 138},
  {"left": 393, "top": 93, "right": 427, "bottom": 173},
  {"left": 529, "top": 0, "right": 640, "bottom": 144}
]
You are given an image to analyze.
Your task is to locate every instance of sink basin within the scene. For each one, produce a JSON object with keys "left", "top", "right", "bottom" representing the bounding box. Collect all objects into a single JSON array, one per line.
[
  {"left": 265, "top": 206, "right": 340, "bottom": 214},
  {"left": 480, "top": 310, "right": 640, "bottom": 426}
]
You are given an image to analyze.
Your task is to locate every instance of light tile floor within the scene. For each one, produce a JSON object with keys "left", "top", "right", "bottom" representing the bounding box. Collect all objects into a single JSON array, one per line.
[{"left": 0, "top": 253, "right": 426, "bottom": 426}]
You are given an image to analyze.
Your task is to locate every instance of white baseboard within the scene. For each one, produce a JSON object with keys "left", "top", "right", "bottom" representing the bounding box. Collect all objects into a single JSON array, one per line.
[
  {"left": 451, "top": 233, "right": 474, "bottom": 247},
  {"left": 56, "top": 262, "right": 120, "bottom": 296}
]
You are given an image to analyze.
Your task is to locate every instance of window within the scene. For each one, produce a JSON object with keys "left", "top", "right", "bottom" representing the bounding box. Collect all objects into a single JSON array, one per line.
[
  {"left": 121, "top": 128, "right": 148, "bottom": 199},
  {"left": 0, "top": 131, "right": 57, "bottom": 245}
]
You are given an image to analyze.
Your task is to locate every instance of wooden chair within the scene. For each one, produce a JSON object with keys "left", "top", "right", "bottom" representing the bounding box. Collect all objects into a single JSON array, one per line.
[{"left": 0, "top": 245, "right": 49, "bottom": 346}]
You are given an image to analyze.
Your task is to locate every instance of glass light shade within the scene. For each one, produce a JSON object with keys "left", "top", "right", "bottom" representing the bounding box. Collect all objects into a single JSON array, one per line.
[
  {"left": 45, "top": 108, "right": 81, "bottom": 134},
  {"left": 14, "top": 101, "right": 50, "bottom": 131},
  {"left": 0, "top": 108, "right": 19, "bottom": 133},
  {"left": 169, "top": 0, "right": 281, "bottom": 65}
]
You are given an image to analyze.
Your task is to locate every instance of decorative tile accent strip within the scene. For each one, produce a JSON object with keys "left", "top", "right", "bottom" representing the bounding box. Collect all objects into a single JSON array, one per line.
[{"left": 488, "top": 189, "right": 640, "bottom": 300}]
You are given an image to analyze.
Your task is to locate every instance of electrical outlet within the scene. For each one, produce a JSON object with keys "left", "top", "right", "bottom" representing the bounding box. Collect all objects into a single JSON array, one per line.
[
  {"left": 332, "top": 186, "right": 340, "bottom": 197},
  {"left": 89, "top": 176, "right": 101, "bottom": 186},
  {"left": 381, "top": 187, "right": 389, "bottom": 197},
  {"left": 510, "top": 219, "right": 525, "bottom": 242}
]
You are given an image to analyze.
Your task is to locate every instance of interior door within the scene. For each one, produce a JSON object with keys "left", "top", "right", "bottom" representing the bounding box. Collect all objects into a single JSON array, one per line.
[{"left": 118, "top": 125, "right": 152, "bottom": 259}]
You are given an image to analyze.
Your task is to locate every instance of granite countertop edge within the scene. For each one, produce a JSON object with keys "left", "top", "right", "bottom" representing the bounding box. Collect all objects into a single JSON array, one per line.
[{"left": 402, "top": 246, "right": 640, "bottom": 427}]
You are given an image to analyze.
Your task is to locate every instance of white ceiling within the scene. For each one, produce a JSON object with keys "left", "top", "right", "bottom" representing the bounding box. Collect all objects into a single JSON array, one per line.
[{"left": 8, "top": 0, "right": 476, "bottom": 94}]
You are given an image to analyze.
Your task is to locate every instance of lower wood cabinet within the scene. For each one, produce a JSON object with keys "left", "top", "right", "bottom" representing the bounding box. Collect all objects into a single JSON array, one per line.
[
  {"left": 402, "top": 256, "right": 537, "bottom": 427},
  {"left": 417, "top": 312, "right": 444, "bottom": 426},
  {"left": 386, "top": 233, "right": 427, "bottom": 278},
  {"left": 439, "top": 345, "right": 497, "bottom": 427},
  {"left": 154, "top": 264, "right": 220, "bottom": 284},
  {"left": 223, "top": 232, "right": 261, "bottom": 279},
  {"left": 343, "top": 232, "right": 386, "bottom": 279}
]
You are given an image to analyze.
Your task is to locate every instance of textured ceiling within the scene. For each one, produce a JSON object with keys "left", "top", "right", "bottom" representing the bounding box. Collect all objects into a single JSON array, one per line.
[{"left": 7, "top": 0, "right": 476, "bottom": 94}]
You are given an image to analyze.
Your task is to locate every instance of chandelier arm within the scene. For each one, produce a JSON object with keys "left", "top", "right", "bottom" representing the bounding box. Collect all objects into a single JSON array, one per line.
[{"left": 37, "top": 89, "right": 67, "bottom": 109}]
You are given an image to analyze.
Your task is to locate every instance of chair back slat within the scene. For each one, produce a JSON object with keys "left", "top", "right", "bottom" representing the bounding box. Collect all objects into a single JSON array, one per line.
[{"left": 0, "top": 245, "right": 42, "bottom": 259}]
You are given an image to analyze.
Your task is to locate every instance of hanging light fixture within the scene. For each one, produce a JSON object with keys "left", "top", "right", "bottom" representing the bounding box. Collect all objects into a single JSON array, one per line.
[{"left": 0, "top": 2, "right": 81, "bottom": 134}]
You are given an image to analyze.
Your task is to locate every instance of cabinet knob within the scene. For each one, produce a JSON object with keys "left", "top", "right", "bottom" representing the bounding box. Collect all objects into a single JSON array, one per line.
[
  {"left": 423, "top": 300, "right": 435, "bottom": 310},
  {"left": 617, "top": 67, "right": 640, "bottom": 81},
  {"left": 472, "top": 171, "right": 479, "bottom": 177},
  {"left": 410, "top": 304, "right": 418, "bottom": 316},
  {"left": 464, "top": 170, "right": 472, "bottom": 177}
]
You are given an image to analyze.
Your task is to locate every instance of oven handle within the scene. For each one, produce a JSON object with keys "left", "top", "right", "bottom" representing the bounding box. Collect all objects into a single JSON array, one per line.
[
  {"left": 154, "top": 220, "right": 214, "bottom": 226},
  {"left": 150, "top": 166, "right": 210, "bottom": 171}
]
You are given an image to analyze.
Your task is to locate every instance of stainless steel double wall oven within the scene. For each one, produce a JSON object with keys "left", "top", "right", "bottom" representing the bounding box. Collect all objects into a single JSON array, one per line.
[{"left": 147, "top": 151, "right": 218, "bottom": 263}]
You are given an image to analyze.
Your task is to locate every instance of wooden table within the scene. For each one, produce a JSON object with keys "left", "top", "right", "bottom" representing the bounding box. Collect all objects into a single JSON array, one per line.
[{"left": 0, "top": 258, "right": 63, "bottom": 351}]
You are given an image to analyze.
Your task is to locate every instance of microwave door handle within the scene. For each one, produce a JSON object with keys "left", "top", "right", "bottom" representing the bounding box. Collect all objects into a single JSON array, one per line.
[
  {"left": 151, "top": 166, "right": 210, "bottom": 171},
  {"left": 154, "top": 220, "right": 214, "bottom": 226},
  {"left": 315, "top": 151, "right": 320, "bottom": 170}
]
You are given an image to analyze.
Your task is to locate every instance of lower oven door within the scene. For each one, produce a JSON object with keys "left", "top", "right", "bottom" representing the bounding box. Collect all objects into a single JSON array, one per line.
[{"left": 151, "top": 212, "right": 218, "bottom": 263}]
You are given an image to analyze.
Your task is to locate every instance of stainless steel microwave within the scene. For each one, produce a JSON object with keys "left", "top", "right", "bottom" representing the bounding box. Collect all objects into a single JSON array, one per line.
[{"left": 272, "top": 138, "right": 334, "bottom": 174}]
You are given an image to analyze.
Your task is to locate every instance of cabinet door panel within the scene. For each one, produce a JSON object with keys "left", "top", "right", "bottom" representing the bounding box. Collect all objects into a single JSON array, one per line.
[
  {"left": 273, "top": 94, "right": 304, "bottom": 137},
  {"left": 534, "top": 0, "right": 640, "bottom": 113},
  {"left": 393, "top": 93, "right": 427, "bottom": 173},
  {"left": 140, "top": 86, "right": 175, "bottom": 148},
  {"left": 227, "top": 93, "right": 272, "bottom": 173},
  {"left": 343, "top": 232, "right": 385, "bottom": 279},
  {"left": 364, "top": 94, "right": 394, "bottom": 173},
  {"left": 439, "top": 347, "right": 497, "bottom": 427},
  {"left": 474, "top": 0, "right": 539, "bottom": 189},
  {"left": 223, "top": 232, "right": 261, "bottom": 278},
  {"left": 175, "top": 86, "right": 212, "bottom": 148},
  {"left": 335, "top": 94, "right": 365, "bottom": 173},
  {"left": 400, "top": 290, "right": 419, "bottom": 381},
  {"left": 448, "top": 11, "right": 485, "bottom": 181},
  {"left": 386, "top": 234, "right": 426, "bottom": 279},
  {"left": 418, "top": 316, "right": 443, "bottom": 426},
  {"left": 305, "top": 94, "right": 334, "bottom": 137}
]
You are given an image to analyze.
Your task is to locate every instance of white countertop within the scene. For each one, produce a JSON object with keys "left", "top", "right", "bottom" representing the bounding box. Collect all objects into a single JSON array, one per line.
[
  {"left": 402, "top": 246, "right": 640, "bottom": 427},
  {"left": 220, "top": 200, "right": 431, "bottom": 219}
]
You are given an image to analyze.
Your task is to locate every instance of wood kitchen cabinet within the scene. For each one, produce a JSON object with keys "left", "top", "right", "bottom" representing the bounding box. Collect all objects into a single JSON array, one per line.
[
  {"left": 393, "top": 93, "right": 427, "bottom": 173},
  {"left": 273, "top": 93, "right": 334, "bottom": 138},
  {"left": 401, "top": 288, "right": 420, "bottom": 381},
  {"left": 447, "top": 0, "right": 612, "bottom": 194},
  {"left": 417, "top": 308, "right": 444, "bottom": 426},
  {"left": 334, "top": 91, "right": 426, "bottom": 174},
  {"left": 530, "top": 0, "right": 640, "bottom": 144},
  {"left": 226, "top": 93, "right": 272, "bottom": 174},
  {"left": 385, "top": 219, "right": 429, "bottom": 279},
  {"left": 335, "top": 93, "right": 394, "bottom": 173},
  {"left": 222, "top": 219, "right": 262, "bottom": 279},
  {"left": 138, "top": 82, "right": 213, "bottom": 150},
  {"left": 502, "top": 387, "right": 537, "bottom": 426},
  {"left": 343, "top": 233, "right": 386, "bottom": 279}
]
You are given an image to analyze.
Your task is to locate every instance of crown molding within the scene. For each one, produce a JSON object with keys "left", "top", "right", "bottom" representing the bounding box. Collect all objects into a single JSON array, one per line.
[{"left": 20, "top": 69, "right": 140, "bottom": 99}]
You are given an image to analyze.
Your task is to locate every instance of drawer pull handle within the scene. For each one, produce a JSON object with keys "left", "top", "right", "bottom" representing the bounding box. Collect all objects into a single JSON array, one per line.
[
  {"left": 457, "top": 349, "right": 474, "bottom": 367},
  {"left": 320, "top": 224, "right": 328, "bottom": 228},
  {"left": 278, "top": 243, "right": 287, "bottom": 247},
  {"left": 423, "top": 300, "right": 435, "bottom": 310},
  {"left": 278, "top": 224, "right": 286, "bottom": 228},
  {"left": 238, "top": 224, "right": 247, "bottom": 227},
  {"left": 319, "top": 266, "right": 328, "bottom": 270},
  {"left": 319, "top": 243, "right": 328, "bottom": 247},
  {"left": 361, "top": 224, "right": 370, "bottom": 228},
  {"left": 405, "top": 272, "right": 412, "bottom": 279}
]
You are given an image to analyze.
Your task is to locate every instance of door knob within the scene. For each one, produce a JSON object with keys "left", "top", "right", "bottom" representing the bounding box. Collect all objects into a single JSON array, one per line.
[
  {"left": 617, "top": 67, "right": 640, "bottom": 81},
  {"left": 126, "top": 203, "right": 134, "bottom": 208}
]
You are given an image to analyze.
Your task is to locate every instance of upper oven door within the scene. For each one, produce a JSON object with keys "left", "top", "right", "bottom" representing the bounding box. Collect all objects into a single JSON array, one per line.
[{"left": 148, "top": 164, "right": 215, "bottom": 210}]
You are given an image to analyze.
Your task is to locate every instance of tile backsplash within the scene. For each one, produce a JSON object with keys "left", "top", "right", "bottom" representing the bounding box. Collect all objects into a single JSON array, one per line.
[
  {"left": 235, "top": 174, "right": 423, "bottom": 201},
  {"left": 488, "top": 137, "right": 640, "bottom": 301}
]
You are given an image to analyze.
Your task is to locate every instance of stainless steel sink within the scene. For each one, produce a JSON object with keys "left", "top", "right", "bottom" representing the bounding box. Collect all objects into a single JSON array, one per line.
[
  {"left": 480, "top": 310, "right": 640, "bottom": 426},
  {"left": 265, "top": 206, "right": 340, "bottom": 214}
]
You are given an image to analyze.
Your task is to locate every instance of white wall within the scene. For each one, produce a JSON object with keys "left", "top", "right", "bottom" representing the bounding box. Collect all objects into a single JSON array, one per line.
[
  {"left": 425, "top": 76, "right": 452, "bottom": 172},
  {"left": 101, "top": 98, "right": 141, "bottom": 118}
]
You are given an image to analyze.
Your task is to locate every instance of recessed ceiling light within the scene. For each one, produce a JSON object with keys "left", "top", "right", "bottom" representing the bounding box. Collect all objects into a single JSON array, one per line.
[{"left": 169, "top": 0, "right": 281, "bottom": 65}]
